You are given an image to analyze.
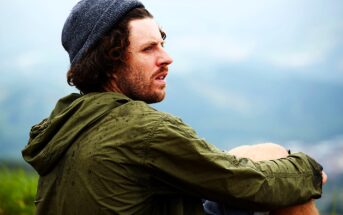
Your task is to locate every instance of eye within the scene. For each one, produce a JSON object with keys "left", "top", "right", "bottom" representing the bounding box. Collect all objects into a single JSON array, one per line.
[
  {"left": 143, "top": 46, "right": 153, "bottom": 52},
  {"left": 142, "top": 42, "right": 165, "bottom": 52}
]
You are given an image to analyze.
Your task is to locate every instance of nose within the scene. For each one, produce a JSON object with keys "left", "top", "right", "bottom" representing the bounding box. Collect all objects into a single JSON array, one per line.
[{"left": 157, "top": 48, "right": 173, "bottom": 67}]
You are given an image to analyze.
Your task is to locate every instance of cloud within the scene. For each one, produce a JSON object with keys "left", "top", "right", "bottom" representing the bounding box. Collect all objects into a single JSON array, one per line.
[
  {"left": 0, "top": 49, "right": 67, "bottom": 77},
  {"left": 160, "top": 0, "right": 343, "bottom": 74},
  {"left": 169, "top": 34, "right": 255, "bottom": 75},
  {"left": 0, "top": 89, "right": 8, "bottom": 103},
  {"left": 189, "top": 81, "right": 252, "bottom": 114},
  {"left": 171, "top": 35, "right": 255, "bottom": 63},
  {"left": 0, "top": 50, "right": 49, "bottom": 77},
  {"left": 260, "top": 23, "right": 340, "bottom": 69},
  {"left": 16, "top": 51, "right": 45, "bottom": 70},
  {"left": 267, "top": 51, "right": 324, "bottom": 68}
]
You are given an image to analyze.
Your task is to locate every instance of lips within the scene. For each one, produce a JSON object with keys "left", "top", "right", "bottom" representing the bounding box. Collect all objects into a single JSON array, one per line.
[
  {"left": 153, "top": 68, "right": 168, "bottom": 82},
  {"left": 155, "top": 73, "right": 167, "bottom": 80}
]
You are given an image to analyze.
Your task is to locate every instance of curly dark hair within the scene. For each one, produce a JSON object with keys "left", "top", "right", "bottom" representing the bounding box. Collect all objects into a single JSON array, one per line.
[{"left": 66, "top": 7, "right": 166, "bottom": 94}]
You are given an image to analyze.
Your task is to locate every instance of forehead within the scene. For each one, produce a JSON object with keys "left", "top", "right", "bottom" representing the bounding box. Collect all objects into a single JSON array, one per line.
[{"left": 128, "top": 18, "right": 162, "bottom": 46}]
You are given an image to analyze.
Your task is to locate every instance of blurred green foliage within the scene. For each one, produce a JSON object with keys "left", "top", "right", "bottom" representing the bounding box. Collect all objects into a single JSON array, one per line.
[{"left": 0, "top": 167, "right": 37, "bottom": 215}]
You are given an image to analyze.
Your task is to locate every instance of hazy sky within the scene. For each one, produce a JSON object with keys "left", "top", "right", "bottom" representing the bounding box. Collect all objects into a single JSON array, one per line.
[{"left": 1, "top": 0, "right": 343, "bottom": 81}]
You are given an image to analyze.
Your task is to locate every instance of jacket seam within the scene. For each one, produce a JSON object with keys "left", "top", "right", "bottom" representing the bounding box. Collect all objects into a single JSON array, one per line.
[{"left": 142, "top": 113, "right": 168, "bottom": 166}]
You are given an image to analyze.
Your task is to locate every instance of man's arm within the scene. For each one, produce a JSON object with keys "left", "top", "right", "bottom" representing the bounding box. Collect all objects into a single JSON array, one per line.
[
  {"left": 228, "top": 143, "right": 327, "bottom": 215},
  {"left": 144, "top": 114, "right": 323, "bottom": 211},
  {"left": 228, "top": 143, "right": 327, "bottom": 185}
]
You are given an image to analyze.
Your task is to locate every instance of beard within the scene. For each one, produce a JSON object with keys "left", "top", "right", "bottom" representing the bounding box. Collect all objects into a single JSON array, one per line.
[{"left": 117, "top": 66, "right": 167, "bottom": 104}]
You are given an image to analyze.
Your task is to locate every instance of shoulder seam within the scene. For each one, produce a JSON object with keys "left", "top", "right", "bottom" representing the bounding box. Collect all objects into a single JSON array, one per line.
[{"left": 142, "top": 113, "right": 169, "bottom": 166}]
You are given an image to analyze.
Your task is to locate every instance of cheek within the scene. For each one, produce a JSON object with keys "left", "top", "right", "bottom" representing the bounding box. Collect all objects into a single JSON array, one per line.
[
  {"left": 136, "top": 55, "right": 157, "bottom": 69},
  {"left": 138, "top": 64, "right": 155, "bottom": 79},
  {"left": 129, "top": 55, "right": 157, "bottom": 79}
]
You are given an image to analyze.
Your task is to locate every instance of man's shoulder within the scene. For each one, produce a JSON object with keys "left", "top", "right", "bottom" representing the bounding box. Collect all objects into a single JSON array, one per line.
[
  {"left": 84, "top": 92, "right": 187, "bottom": 127},
  {"left": 117, "top": 100, "right": 188, "bottom": 128},
  {"left": 124, "top": 100, "right": 178, "bottom": 120}
]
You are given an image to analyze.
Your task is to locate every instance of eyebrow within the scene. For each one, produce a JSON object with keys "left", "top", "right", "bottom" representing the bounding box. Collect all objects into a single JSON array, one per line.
[{"left": 140, "top": 40, "right": 164, "bottom": 49}]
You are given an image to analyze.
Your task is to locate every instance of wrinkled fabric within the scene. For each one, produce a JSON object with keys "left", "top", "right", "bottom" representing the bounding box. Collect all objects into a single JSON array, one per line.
[
  {"left": 203, "top": 201, "right": 255, "bottom": 215},
  {"left": 22, "top": 92, "right": 323, "bottom": 215}
]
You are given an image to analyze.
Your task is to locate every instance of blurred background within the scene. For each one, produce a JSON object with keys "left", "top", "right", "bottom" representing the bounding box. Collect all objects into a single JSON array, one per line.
[{"left": 1, "top": 0, "right": 342, "bottom": 214}]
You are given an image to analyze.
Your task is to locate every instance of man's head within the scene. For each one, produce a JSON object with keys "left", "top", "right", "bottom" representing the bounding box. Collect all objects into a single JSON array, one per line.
[
  {"left": 62, "top": 0, "right": 173, "bottom": 103},
  {"left": 108, "top": 17, "right": 173, "bottom": 103}
]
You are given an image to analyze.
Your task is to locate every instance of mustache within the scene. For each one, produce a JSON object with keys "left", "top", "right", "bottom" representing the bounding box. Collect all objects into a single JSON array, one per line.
[{"left": 153, "top": 66, "right": 169, "bottom": 76}]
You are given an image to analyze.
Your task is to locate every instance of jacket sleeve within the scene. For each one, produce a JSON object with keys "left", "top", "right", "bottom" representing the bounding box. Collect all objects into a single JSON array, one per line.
[{"left": 144, "top": 114, "right": 323, "bottom": 211}]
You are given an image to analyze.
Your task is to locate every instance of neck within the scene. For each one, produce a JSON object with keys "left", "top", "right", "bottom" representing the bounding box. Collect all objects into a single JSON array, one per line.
[{"left": 104, "top": 80, "right": 123, "bottom": 94}]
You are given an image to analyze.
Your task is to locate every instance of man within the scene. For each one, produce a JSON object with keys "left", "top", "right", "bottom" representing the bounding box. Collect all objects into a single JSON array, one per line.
[{"left": 22, "top": 0, "right": 326, "bottom": 214}]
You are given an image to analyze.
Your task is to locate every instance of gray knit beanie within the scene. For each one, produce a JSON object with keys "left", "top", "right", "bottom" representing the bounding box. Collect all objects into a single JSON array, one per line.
[{"left": 62, "top": 0, "right": 144, "bottom": 65}]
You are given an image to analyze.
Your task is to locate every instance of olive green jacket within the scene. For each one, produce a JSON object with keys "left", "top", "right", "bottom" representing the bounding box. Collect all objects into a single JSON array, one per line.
[{"left": 22, "top": 92, "right": 323, "bottom": 215}]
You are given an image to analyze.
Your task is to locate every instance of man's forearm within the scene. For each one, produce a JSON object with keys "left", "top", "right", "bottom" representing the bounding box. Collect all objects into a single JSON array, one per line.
[{"left": 228, "top": 143, "right": 327, "bottom": 209}]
